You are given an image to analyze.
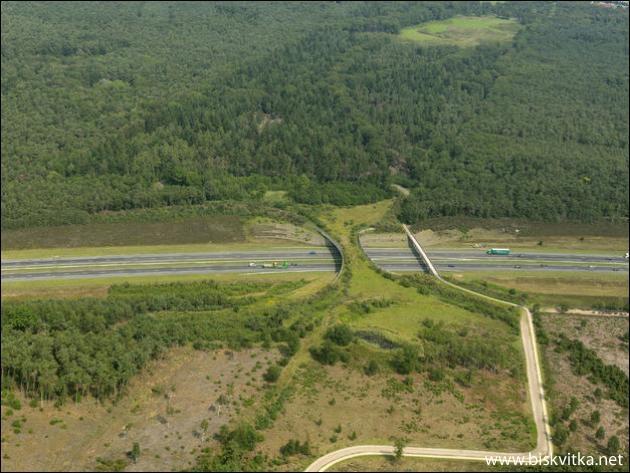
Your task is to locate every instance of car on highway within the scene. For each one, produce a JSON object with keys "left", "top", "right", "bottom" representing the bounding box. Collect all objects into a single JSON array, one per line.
[
  {"left": 514, "top": 265, "right": 521, "bottom": 269},
  {"left": 309, "top": 251, "right": 317, "bottom": 255},
  {"left": 447, "top": 264, "right": 455, "bottom": 268},
  {"left": 248, "top": 262, "right": 256, "bottom": 267}
]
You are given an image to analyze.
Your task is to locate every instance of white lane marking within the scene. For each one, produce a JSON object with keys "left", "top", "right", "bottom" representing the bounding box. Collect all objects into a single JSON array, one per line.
[{"left": 1, "top": 257, "right": 333, "bottom": 272}]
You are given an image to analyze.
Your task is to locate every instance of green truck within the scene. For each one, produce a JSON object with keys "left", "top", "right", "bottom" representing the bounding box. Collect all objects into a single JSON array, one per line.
[
  {"left": 261, "top": 261, "right": 290, "bottom": 269},
  {"left": 486, "top": 248, "right": 511, "bottom": 255}
]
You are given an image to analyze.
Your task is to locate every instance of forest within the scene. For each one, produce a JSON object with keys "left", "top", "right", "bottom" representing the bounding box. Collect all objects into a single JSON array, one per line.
[
  {"left": 1, "top": 1, "right": 628, "bottom": 228},
  {"left": 0, "top": 280, "right": 313, "bottom": 402}
]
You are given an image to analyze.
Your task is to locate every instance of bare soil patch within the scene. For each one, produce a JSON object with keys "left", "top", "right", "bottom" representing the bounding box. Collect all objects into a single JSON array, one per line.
[
  {"left": 1, "top": 346, "right": 277, "bottom": 472},
  {"left": 540, "top": 315, "right": 629, "bottom": 454},
  {"left": 259, "top": 362, "right": 533, "bottom": 471}
]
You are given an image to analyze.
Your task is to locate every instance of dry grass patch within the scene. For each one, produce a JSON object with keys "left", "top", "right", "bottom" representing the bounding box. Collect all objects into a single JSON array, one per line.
[
  {"left": 542, "top": 313, "right": 629, "bottom": 375},
  {"left": 246, "top": 218, "right": 325, "bottom": 246},
  {"left": 2, "top": 216, "right": 245, "bottom": 251},
  {"left": 540, "top": 315, "right": 629, "bottom": 455},
  {"left": 257, "top": 362, "right": 533, "bottom": 471},
  {"left": 330, "top": 456, "right": 490, "bottom": 472},
  {"left": 0, "top": 346, "right": 278, "bottom": 472}
]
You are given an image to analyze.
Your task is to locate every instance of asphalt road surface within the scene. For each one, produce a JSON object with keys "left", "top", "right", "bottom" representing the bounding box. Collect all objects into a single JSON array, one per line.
[
  {"left": 1, "top": 248, "right": 339, "bottom": 281},
  {"left": 364, "top": 247, "right": 629, "bottom": 273}
]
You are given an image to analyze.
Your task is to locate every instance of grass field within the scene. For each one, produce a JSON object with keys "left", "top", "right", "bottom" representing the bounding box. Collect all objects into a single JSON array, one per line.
[
  {"left": 263, "top": 190, "right": 289, "bottom": 204},
  {"left": 449, "top": 270, "right": 629, "bottom": 309},
  {"left": 330, "top": 456, "right": 491, "bottom": 472},
  {"left": 249, "top": 201, "right": 534, "bottom": 471},
  {"left": 399, "top": 15, "right": 520, "bottom": 47},
  {"left": 1, "top": 272, "right": 334, "bottom": 300}
]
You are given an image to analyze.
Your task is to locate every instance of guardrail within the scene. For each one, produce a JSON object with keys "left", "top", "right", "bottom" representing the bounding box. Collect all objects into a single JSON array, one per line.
[
  {"left": 402, "top": 224, "right": 438, "bottom": 276},
  {"left": 314, "top": 226, "right": 344, "bottom": 281}
]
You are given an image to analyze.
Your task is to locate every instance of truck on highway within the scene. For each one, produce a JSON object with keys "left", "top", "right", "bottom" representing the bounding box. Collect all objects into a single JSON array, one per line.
[
  {"left": 486, "top": 248, "right": 511, "bottom": 255},
  {"left": 261, "top": 261, "right": 290, "bottom": 269}
]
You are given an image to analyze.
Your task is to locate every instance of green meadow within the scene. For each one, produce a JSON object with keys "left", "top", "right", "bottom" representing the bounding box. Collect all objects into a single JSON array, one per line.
[{"left": 399, "top": 15, "right": 520, "bottom": 47}]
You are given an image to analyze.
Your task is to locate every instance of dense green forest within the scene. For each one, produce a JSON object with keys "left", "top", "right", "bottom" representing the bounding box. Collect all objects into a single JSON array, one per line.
[
  {"left": 1, "top": 1, "right": 628, "bottom": 229},
  {"left": 0, "top": 279, "right": 313, "bottom": 401}
]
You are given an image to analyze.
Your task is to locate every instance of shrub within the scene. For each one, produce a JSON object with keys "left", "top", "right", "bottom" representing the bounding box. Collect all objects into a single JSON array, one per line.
[
  {"left": 391, "top": 345, "right": 421, "bottom": 375},
  {"left": 364, "top": 360, "right": 379, "bottom": 376},
  {"left": 309, "top": 341, "right": 347, "bottom": 365},
  {"left": 596, "top": 426, "right": 605, "bottom": 440},
  {"left": 263, "top": 365, "right": 281, "bottom": 383},
  {"left": 279, "top": 439, "right": 310, "bottom": 457},
  {"left": 325, "top": 324, "right": 354, "bottom": 346},
  {"left": 607, "top": 436, "right": 620, "bottom": 455}
]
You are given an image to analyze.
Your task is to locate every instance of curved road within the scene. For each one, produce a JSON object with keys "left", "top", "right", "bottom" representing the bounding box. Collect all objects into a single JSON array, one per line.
[{"left": 306, "top": 227, "right": 553, "bottom": 471}]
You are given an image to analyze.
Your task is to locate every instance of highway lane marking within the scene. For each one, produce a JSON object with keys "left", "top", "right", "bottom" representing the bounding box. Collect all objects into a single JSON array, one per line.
[
  {"left": 1, "top": 257, "right": 335, "bottom": 272},
  {"left": 1, "top": 267, "right": 338, "bottom": 282},
  {"left": 366, "top": 255, "right": 627, "bottom": 265}
]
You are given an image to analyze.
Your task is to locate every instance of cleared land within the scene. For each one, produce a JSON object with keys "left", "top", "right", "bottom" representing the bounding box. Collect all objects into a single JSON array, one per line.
[
  {"left": 539, "top": 313, "right": 629, "bottom": 456},
  {"left": 1, "top": 216, "right": 245, "bottom": 250},
  {"left": 399, "top": 16, "right": 520, "bottom": 47},
  {"left": 0, "top": 347, "right": 279, "bottom": 472},
  {"left": 2, "top": 219, "right": 324, "bottom": 260},
  {"left": 541, "top": 313, "right": 628, "bottom": 376}
]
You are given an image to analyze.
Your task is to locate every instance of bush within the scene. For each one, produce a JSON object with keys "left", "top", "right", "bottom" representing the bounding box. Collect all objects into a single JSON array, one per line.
[
  {"left": 553, "top": 424, "right": 568, "bottom": 446},
  {"left": 428, "top": 367, "right": 445, "bottom": 382},
  {"left": 309, "top": 341, "right": 347, "bottom": 365},
  {"left": 216, "top": 423, "right": 262, "bottom": 452},
  {"left": 590, "top": 410, "right": 600, "bottom": 425},
  {"left": 364, "top": 360, "right": 379, "bottom": 376},
  {"left": 325, "top": 324, "right": 354, "bottom": 346},
  {"left": 391, "top": 345, "right": 421, "bottom": 375},
  {"left": 279, "top": 439, "right": 311, "bottom": 457},
  {"left": 596, "top": 426, "right": 605, "bottom": 440},
  {"left": 263, "top": 365, "right": 281, "bottom": 383},
  {"left": 607, "top": 436, "right": 620, "bottom": 455}
]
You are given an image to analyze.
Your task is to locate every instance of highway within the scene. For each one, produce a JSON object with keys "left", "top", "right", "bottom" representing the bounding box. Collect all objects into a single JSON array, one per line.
[
  {"left": 5, "top": 246, "right": 625, "bottom": 282},
  {"left": 364, "top": 247, "right": 629, "bottom": 273},
  {"left": 306, "top": 228, "right": 553, "bottom": 471},
  {"left": 1, "top": 248, "right": 339, "bottom": 281}
]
